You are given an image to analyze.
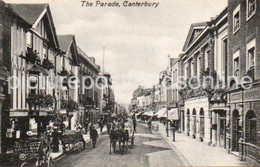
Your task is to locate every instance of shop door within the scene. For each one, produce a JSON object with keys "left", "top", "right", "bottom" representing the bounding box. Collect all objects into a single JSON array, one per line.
[
  {"left": 219, "top": 117, "right": 226, "bottom": 148},
  {"left": 232, "top": 117, "right": 239, "bottom": 151}
]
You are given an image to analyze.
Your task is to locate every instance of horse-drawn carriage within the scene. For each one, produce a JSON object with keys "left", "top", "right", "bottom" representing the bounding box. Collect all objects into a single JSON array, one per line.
[{"left": 109, "top": 120, "right": 135, "bottom": 155}]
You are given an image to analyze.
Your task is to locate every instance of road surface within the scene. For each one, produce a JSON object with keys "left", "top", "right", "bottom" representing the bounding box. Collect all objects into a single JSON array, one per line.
[{"left": 54, "top": 124, "right": 186, "bottom": 167}]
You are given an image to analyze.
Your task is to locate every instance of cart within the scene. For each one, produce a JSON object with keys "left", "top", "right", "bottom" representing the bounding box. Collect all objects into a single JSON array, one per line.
[
  {"left": 61, "top": 130, "right": 85, "bottom": 153},
  {"left": 5, "top": 137, "right": 53, "bottom": 167}
]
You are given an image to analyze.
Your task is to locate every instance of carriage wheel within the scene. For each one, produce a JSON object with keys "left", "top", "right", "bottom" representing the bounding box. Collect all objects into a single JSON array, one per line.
[{"left": 20, "top": 162, "right": 33, "bottom": 167}]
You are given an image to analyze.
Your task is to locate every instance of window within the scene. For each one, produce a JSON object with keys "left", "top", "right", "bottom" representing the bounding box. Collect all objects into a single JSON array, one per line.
[
  {"left": 247, "top": 0, "right": 256, "bottom": 19},
  {"left": 233, "top": 5, "right": 240, "bottom": 33},
  {"left": 185, "top": 64, "right": 188, "bottom": 79},
  {"left": 233, "top": 50, "right": 240, "bottom": 77},
  {"left": 197, "top": 56, "right": 201, "bottom": 75},
  {"left": 43, "top": 44, "right": 48, "bottom": 59},
  {"left": 248, "top": 48, "right": 255, "bottom": 68},
  {"left": 245, "top": 111, "right": 257, "bottom": 144},
  {"left": 26, "top": 32, "right": 33, "bottom": 48},
  {"left": 191, "top": 61, "right": 194, "bottom": 76},
  {"left": 205, "top": 49, "right": 210, "bottom": 70},
  {"left": 247, "top": 39, "right": 256, "bottom": 70},
  {"left": 222, "top": 38, "right": 228, "bottom": 81}
]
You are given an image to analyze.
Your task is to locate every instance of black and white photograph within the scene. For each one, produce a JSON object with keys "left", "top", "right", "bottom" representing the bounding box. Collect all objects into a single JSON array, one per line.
[{"left": 0, "top": 0, "right": 259, "bottom": 166}]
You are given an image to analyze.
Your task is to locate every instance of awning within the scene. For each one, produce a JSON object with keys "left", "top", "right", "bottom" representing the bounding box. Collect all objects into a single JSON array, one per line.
[
  {"left": 155, "top": 108, "right": 167, "bottom": 118},
  {"left": 168, "top": 108, "right": 179, "bottom": 120},
  {"left": 143, "top": 111, "right": 154, "bottom": 117}
]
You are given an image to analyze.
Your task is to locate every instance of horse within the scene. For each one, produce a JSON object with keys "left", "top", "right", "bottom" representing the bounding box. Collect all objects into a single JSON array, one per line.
[
  {"left": 109, "top": 129, "right": 119, "bottom": 154},
  {"left": 118, "top": 129, "right": 129, "bottom": 154}
]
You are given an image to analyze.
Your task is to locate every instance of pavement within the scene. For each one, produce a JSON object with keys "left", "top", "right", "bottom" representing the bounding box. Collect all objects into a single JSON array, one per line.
[
  {"left": 156, "top": 122, "right": 249, "bottom": 166},
  {"left": 53, "top": 124, "right": 186, "bottom": 167}
]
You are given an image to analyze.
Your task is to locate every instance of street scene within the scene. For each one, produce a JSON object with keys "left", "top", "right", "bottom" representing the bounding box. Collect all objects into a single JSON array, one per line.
[{"left": 0, "top": 0, "right": 259, "bottom": 166}]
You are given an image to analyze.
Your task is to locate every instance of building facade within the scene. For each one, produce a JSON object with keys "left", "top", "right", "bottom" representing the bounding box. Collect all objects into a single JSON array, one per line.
[{"left": 227, "top": 0, "right": 259, "bottom": 165}]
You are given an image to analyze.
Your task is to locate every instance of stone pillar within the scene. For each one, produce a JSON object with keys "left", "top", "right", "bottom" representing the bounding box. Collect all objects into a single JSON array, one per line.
[
  {"left": 191, "top": 115, "right": 195, "bottom": 138},
  {"left": 212, "top": 111, "right": 217, "bottom": 146},
  {"left": 187, "top": 60, "right": 191, "bottom": 79},
  {"left": 184, "top": 112, "right": 188, "bottom": 135},
  {"left": 193, "top": 56, "right": 198, "bottom": 76},
  {"left": 204, "top": 111, "right": 211, "bottom": 144},
  {"left": 208, "top": 39, "right": 215, "bottom": 73}
]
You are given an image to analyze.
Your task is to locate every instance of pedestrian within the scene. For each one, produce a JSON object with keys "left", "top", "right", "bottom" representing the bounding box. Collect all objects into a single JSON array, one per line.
[
  {"left": 107, "top": 121, "right": 112, "bottom": 134},
  {"left": 133, "top": 118, "right": 137, "bottom": 133},
  {"left": 99, "top": 119, "right": 103, "bottom": 133},
  {"left": 84, "top": 120, "right": 89, "bottom": 134},
  {"left": 90, "top": 125, "right": 98, "bottom": 148}
]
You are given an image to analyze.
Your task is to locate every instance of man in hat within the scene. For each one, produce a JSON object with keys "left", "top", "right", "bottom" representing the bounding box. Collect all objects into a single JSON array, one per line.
[{"left": 90, "top": 125, "right": 98, "bottom": 148}]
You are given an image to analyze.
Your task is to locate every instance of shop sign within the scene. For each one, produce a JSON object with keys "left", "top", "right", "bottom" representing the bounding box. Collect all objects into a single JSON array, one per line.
[
  {"left": 10, "top": 111, "right": 28, "bottom": 117},
  {"left": 230, "top": 92, "right": 241, "bottom": 102},
  {"left": 39, "top": 112, "right": 48, "bottom": 116},
  {"left": 244, "top": 88, "right": 260, "bottom": 101}
]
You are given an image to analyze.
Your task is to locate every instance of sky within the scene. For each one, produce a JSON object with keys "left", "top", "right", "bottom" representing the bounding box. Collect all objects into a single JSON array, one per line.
[{"left": 5, "top": 0, "right": 227, "bottom": 104}]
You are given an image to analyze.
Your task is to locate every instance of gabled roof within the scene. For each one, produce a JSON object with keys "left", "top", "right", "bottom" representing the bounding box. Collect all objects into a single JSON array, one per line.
[
  {"left": 58, "top": 35, "right": 79, "bottom": 65},
  {"left": 170, "top": 58, "right": 179, "bottom": 67},
  {"left": 8, "top": 3, "right": 59, "bottom": 48},
  {"left": 77, "top": 46, "right": 100, "bottom": 71},
  {"left": 58, "top": 35, "right": 74, "bottom": 53},
  {"left": 1, "top": 1, "right": 30, "bottom": 27},
  {"left": 133, "top": 87, "right": 144, "bottom": 98},
  {"left": 182, "top": 22, "right": 208, "bottom": 52},
  {"left": 8, "top": 3, "right": 47, "bottom": 25}
]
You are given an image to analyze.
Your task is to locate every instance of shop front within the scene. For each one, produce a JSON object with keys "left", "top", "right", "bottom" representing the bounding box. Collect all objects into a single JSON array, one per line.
[{"left": 228, "top": 85, "right": 260, "bottom": 166}]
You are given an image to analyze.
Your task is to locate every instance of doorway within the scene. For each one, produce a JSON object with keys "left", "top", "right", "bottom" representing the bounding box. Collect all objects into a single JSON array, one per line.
[
  {"left": 232, "top": 110, "right": 240, "bottom": 151},
  {"left": 199, "top": 108, "right": 204, "bottom": 141}
]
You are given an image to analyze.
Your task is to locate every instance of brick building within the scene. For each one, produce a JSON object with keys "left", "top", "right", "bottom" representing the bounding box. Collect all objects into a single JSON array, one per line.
[{"left": 227, "top": 0, "right": 259, "bottom": 165}]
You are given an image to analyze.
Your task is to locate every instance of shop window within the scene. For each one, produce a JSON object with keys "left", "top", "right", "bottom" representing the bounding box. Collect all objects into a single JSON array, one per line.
[
  {"left": 245, "top": 110, "right": 257, "bottom": 144},
  {"left": 247, "top": 0, "right": 256, "bottom": 19},
  {"left": 233, "top": 4, "right": 240, "bottom": 33},
  {"left": 205, "top": 49, "right": 210, "bottom": 70}
]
